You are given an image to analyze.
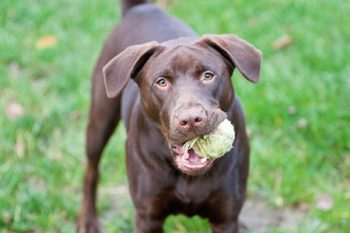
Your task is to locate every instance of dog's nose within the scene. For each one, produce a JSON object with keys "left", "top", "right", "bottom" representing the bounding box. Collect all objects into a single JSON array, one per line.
[{"left": 176, "top": 107, "right": 206, "bottom": 131}]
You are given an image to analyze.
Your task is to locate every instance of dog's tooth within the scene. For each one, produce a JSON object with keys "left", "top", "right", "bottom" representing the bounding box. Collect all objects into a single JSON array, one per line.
[
  {"left": 200, "top": 157, "right": 207, "bottom": 163},
  {"left": 183, "top": 153, "right": 190, "bottom": 160}
]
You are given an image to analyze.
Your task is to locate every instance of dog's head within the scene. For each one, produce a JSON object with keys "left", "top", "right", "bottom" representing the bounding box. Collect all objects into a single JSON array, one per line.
[{"left": 103, "top": 34, "right": 261, "bottom": 175}]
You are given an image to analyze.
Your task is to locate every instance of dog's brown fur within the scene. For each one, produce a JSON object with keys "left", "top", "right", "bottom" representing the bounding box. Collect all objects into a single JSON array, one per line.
[{"left": 77, "top": 1, "right": 261, "bottom": 232}]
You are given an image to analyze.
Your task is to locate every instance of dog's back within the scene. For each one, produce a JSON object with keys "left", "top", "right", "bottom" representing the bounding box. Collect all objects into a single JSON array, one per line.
[{"left": 95, "top": 0, "right": 195, "bottom": 71}]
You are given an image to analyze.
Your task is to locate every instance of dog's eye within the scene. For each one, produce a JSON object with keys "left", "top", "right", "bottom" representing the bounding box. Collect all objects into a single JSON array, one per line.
[
  {"left": 202, "top": 71, "right": 215, "bottom": 81},
  {"left": 156, "top": 78, "right": 168, "bottom": 87}
]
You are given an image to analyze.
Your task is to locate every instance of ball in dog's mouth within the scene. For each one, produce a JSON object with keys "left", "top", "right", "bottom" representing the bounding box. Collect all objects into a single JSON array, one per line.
[
  {"left": 171, "top": 144, "right": 214, "bottom": 175},
  {"left": 170, "top": 119, "right": 235, "bottom": 175}
]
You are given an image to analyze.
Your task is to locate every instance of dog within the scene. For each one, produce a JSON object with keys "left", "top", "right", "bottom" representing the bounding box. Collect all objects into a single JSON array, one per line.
[{"left": 77, "top": 0, "right": 261, "bottom": 232}]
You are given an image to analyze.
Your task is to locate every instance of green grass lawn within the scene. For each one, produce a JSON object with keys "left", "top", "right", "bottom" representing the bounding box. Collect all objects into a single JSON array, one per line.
[{"left": 1, "top": 0, "right": 349, "bottom": 232}]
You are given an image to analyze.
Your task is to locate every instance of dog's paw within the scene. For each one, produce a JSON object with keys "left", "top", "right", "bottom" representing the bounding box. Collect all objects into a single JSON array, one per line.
[{"left": 77, "top": 213, "right": 101, "bottom": 233}]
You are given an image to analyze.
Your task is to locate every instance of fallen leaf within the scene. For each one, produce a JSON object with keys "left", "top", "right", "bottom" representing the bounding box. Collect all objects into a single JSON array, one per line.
[
  {"left": 293, "top": 202, "right": 310, "bottom": 212},
  {"left": 287, "top": 105, "right": 297, "bottom": 115},
  {"left": 272, "top": 34, "right": 293, "bottom": 50},
  {"left": 36, "top": 35, "right": 57, "bottom": 50},
  {"left": 6, "top": 102, "right": 24, "bottom": 119},
  {"left": 295, "top": 118, "right": 308, "bottom": 128},
  {"left": 16, "top": 133, "right": 25, "bottom": 158},
  {"left": 274, "top": 116, "right": 283, "bottom": 126},
  {"left": 2, "top": 211, "right": 11, "bottom": 224},
  {"left": 316, "top": 194, "right": 333, "bottom": 211}
]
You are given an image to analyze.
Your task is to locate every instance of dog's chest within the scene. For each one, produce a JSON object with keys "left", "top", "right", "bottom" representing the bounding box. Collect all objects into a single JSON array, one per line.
[{"left": 173, "top": 177, "right": 212, "bottom": 204}]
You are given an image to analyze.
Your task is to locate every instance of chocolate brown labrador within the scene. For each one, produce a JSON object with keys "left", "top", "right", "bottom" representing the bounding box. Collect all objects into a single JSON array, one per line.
[{"left": 77, "top": 0, "right": 262, "bottom": 232}]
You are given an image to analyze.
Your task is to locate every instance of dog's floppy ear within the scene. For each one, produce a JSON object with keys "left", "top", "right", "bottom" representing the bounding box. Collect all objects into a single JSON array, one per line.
[
  {"left": 198, "top": 34, "right": 262, "bottom": 83},
  {"left": 103, "top": 41, "right": 159, "bottom": 98}
]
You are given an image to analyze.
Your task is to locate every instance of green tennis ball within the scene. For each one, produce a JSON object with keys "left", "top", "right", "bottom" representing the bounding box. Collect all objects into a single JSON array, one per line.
[{"left": 183, "top": 119, "right": 235, "bottom": 159}]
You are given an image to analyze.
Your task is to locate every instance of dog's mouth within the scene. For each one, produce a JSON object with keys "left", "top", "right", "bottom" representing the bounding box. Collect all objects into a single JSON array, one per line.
[{"left": 171, "top": 144, "right": 214, "bottom": 175}]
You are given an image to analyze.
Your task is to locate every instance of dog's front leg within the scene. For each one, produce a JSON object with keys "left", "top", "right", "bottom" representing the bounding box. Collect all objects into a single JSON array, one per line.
[
  {"left": 211, "top": 220, "right": 240, "bottom": 233},
  {"left": 135, "top": 211, "right": 165, "bottom": 233}
]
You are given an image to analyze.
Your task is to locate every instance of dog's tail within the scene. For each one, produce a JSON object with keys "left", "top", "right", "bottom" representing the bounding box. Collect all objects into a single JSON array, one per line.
[{"left": 122, "top": 0, "right": 148, "bottom": 16}]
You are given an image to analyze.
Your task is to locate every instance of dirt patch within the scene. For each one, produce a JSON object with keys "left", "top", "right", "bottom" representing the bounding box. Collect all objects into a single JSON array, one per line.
[
  {"left": 101, "top": 186, "right": 310, "bottom": 232},
  {"left": 240, "top": 199, "right": 309, "bottom": 232}
]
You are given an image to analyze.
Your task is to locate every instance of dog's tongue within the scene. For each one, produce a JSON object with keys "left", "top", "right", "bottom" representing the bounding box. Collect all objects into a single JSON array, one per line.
[
  {"left": 173, "top": 144, "right": 207, "bottom": 163},
  {"left": 187, "top": 149, "right": 206, "bottom": 163}
]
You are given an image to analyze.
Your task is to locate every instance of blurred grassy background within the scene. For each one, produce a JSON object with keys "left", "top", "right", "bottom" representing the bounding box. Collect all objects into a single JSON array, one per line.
[{"left": 0, "top": 0, "right": 349, "bottom": 232}]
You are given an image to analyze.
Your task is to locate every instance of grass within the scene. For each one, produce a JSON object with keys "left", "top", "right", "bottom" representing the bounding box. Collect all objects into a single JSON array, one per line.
[{"left": 0, "top": 0, "right": 349, "bottom": 232}]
